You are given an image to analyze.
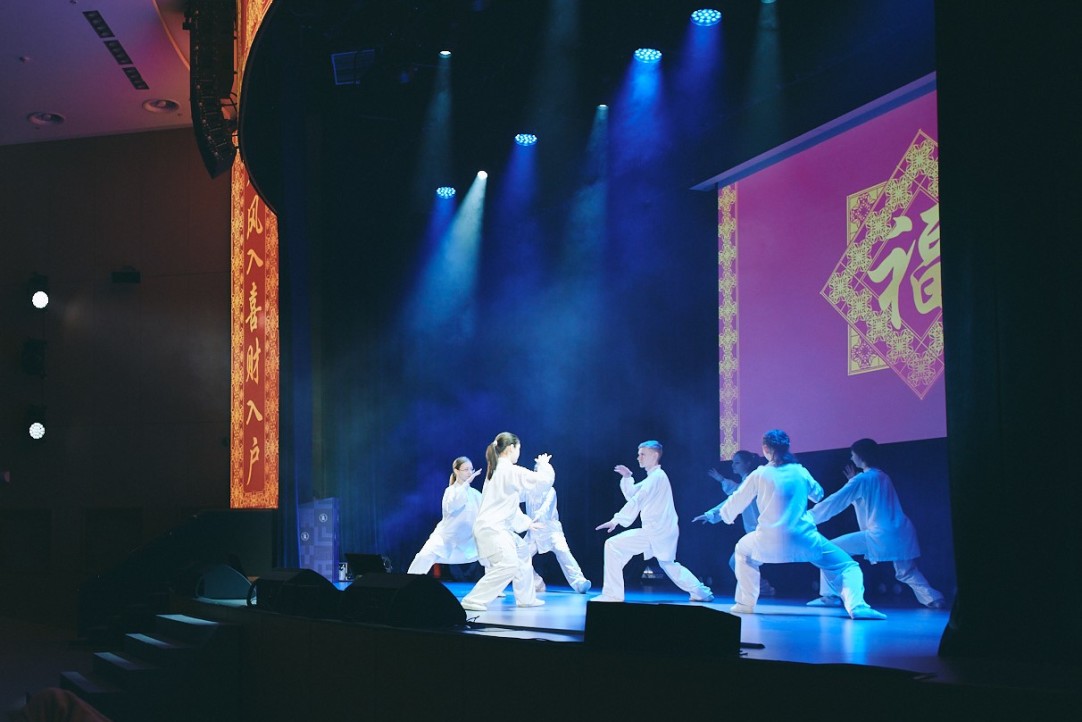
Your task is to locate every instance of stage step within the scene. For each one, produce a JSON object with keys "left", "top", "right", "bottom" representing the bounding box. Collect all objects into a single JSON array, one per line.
[{"left": 57, "top": 613, "right": 241, "bottom": 722}]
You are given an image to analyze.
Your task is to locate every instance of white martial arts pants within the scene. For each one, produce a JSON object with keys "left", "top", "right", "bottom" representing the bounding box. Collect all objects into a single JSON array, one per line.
[
  {"left": 601, "top": 528, "right": 707, "bottom": 601},
  {"left": 530, "top": 532, "right": 589, "bottom": 588},
  {"left": 733, "top": 532, "right": 868, "bottom": 613},
  {"left": 461, "top": 528, "right": 537, "bottom": 607},
  {"left": 819, "top": 531, "right": 944, "bottom": 606}
]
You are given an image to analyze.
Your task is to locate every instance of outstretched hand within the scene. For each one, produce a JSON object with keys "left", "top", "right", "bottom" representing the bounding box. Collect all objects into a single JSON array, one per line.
[
  {"left": 707, "top": 468, "right": 726, "bottom": 483},
  {"left": 595, "top": 519, "right": 619, "bottom": 533},
  {"left": 843, "top": 462, "right": 858, "bottom": 480},
  {"left": 466, "top": 468, "right": 482, "bottom": 483},
  {"left": 692, "top": 513, "right": 710, "bottom": 524},
  {"left": 613, "top": 464, "right": 632, "bottom": 478},
  {"left": 535, "top": 453, "right": 553, "bottom": 467}
]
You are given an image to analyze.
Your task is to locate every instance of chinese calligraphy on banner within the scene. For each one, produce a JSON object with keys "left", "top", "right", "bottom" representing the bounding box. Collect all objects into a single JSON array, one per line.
[{"left": 231, "top": 0, "right": 279, "bottom": 508}]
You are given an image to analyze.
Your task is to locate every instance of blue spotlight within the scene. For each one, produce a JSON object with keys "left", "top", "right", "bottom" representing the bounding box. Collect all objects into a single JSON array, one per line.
[
  {"left": 477, "top": 170, "right": 488, "bottom": 179},
  {"left": 633, "top": 48, "right": 662, "bottom": 63},
  {"left": 691, "top": 9, "right": 722, "bottom": 26},
  {"left": 514, "top": 133, "right": 538, "bottom": 147},
  {"left": 439, "top": 50, "right": 452, "bottom": 57},
  {"left": 436, "top": 186, "right": 456, "bottom": 198}
]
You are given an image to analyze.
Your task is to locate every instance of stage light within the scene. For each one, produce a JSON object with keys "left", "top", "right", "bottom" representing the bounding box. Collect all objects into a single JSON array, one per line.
[
  {"left": 514, "top": 133, "right": 538, "bottom": 146},
  {"left": 436, "top": 186, "right": 456, "bottom": 198},
  {"left": 439, "top": 50, "right": 452, "bottom": 57},
  {"left": 28, "top": 273, "right": 48, "bottom": 309},
  {"left": 598, "top": 104, "right": 608, "bottom": 110},
  {"left": 634, "top": 48, "right": 662, "bottom": 63},
  {"left": 691, "top": 9, "right": 722, "bottom": 26},
  {"left": 477, "top": 170, "right": 488, "bottom": 179},
  {"left": 27, "top": 406, "right": 46, "bottom": 441}
]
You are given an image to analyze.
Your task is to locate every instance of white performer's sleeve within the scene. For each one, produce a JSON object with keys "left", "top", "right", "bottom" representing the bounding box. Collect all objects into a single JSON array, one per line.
[
  {"left": 532, "top": 487, "right": 558, "bottom": 522},
  {"left": 810, "top": 473, "right": 864, "bottom": 525},
  {"left": 717, "top": 472, "right": 759, "bottom": 525},
  {"left": 612, "top": 474, "right": 656, "bottom": 528},
  {"left": 441, "top": 482, "right": 470, "bottom": 518}
]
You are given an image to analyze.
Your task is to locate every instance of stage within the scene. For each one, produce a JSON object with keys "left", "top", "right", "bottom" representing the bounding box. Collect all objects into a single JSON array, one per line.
[
  {"left": 154, "top": 577, "right": 1082, "bottom": 718},
  {"left": 439, "top": 582, "right": 950, "bottom": 675}
]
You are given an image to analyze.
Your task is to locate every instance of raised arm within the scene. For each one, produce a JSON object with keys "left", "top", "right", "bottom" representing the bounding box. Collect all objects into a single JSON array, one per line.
[{"left": 810, "top": 473, "right": 864, "bottom": 525}]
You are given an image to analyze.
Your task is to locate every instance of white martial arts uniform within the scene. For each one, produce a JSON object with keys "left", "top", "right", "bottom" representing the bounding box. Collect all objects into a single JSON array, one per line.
[
  {"left": 600, "top": 466, "right": 712, "bottom": 602},
  {"left": 810, "top": 467, "right": 944, "bottom": 606},
  {"left": 706, "top": 462, "right": 870, "bottom": 613},
  {"left": 406, "top": 481, "right": 483, "bottom": 574},
  {"left": 524, "top": 486, "right": 590, "bottom": 592},
  {"left": 461, "top": 457, "right": 554, "bottom": 608}
]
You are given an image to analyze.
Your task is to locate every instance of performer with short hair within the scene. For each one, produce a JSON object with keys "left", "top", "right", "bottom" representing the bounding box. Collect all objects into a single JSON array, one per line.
[
  {"left": 807, "top": 438, "right": 946, "bottom": 609},
  {"left": 594, "top": 440, "right": 713, "bottom": 603}
]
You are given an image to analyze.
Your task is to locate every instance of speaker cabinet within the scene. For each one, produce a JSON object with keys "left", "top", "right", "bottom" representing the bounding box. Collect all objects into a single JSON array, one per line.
[
  {"left": 585, "top": 602, "right": 741, "bottom": 657},
  {"left": 249, "top": 568, "right": 339, "bottom": 618},
  {"left": 341, "top": 573, "right": 466, "bottom": 629}
]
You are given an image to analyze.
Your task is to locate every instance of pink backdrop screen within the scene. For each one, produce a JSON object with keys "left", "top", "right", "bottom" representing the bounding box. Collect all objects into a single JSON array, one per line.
[{"left": 714, "top": 78, "right": 945, "bottom": 456}]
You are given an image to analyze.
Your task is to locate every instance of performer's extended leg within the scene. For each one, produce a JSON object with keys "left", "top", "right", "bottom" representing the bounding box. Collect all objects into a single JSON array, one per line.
[
  {"left": 510, "top": 535, "right": 540, "bottom": 606},
  {"left": 462, "top": 531, "right": 520, "bottom": 608},
  {"left": 818, "top": 531, "right": 868, "bottom": 600},
  {"left": 551, "top": 533, "right": 591, "bottom": 592},
  {"left": 599, "top": 529, "right": 649, "bottom": 601},
  {"left": 894, "top": 558, "right": 945, "bottom": 607},
  {"left": 732, "top": 533, "right": 762, "bottom": 610},
  {"left": 814, "top": 541, "right": 871, "bottom": 615},
  {"left": 406, "top": 539, "right": 441, "bottom": 575},
  {"left": 658, "top": 560, "right": 713, "bottom": 601}
]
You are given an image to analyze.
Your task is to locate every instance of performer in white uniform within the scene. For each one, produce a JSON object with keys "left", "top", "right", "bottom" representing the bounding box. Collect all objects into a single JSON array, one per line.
[
  {"left": 808, "top": 438, "right": 946, "bottom": 609},
  {"left": 460, "top": 432, "right": 555, "bottom": 611},
  {"left": 698, "top": 429, "right": 886, "bottom": 620},
  {"left": 594, "top": 440, "right": 713, "bottom": 603},
  {"left": 524, "top": 486, "right": 591, "bottom": 593},
  {"left": 406, "top": 457, "right": 483, "bottom": 575},
  {"left": 701, "top": 450, "right": 776, "bottom": 596}
]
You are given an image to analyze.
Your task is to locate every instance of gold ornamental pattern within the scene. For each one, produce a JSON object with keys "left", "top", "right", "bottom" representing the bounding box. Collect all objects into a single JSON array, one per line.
[{"left": 821, "top": 131, "right": 942, "bottom": 399}]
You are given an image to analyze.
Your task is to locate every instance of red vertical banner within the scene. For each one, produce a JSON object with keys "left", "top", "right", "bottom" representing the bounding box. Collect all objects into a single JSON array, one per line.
[{"left": 231, "top": 0, "right": 279, "bottom": 508}]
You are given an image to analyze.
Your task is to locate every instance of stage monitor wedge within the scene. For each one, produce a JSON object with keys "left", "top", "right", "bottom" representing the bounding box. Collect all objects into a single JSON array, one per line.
[
  {"left": 585, "top": 601, "right": 741, "bottom": 657},
  {"left": 342, "top": 573, "right": 466, "bottom": 629}
]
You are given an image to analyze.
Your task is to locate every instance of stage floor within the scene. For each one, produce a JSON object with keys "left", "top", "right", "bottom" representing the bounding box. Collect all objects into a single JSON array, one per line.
[
  {"left": 431, "top": 581, "right": 953, "bottom": 676},
  {"left": 443, "top": 582, "right": 1082, "bottom": 699}
]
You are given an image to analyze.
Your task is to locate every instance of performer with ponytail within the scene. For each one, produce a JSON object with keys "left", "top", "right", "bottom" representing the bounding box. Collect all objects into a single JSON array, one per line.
[{"left": 460, "top": 432, "right": 555, "bottom": 611}]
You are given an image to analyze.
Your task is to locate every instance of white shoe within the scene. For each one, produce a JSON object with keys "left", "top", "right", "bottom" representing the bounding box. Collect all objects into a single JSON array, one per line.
[
  {"left": 689, "top": 587, "right": 714, "bottom": 602},
  {"left": 729, "top": 603, "right": 754, "bottom": 614},
  {"left": 806, "top": 595, "right": 843, "bottom": 607},
  {"left": 849, "top": 604, "right": 887, "bottom": 620},
  {"left": 461, "top": 600, "right": 487, "bottom": 612},
  {"left": 516, "top": 599, "right": 545, "bottom": 608},
  {"left": 572, "top": 579, "right": 592, "bottom": 594},
  {"left": 534, "top": 580, "right": 546, "bottom": 593}
]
